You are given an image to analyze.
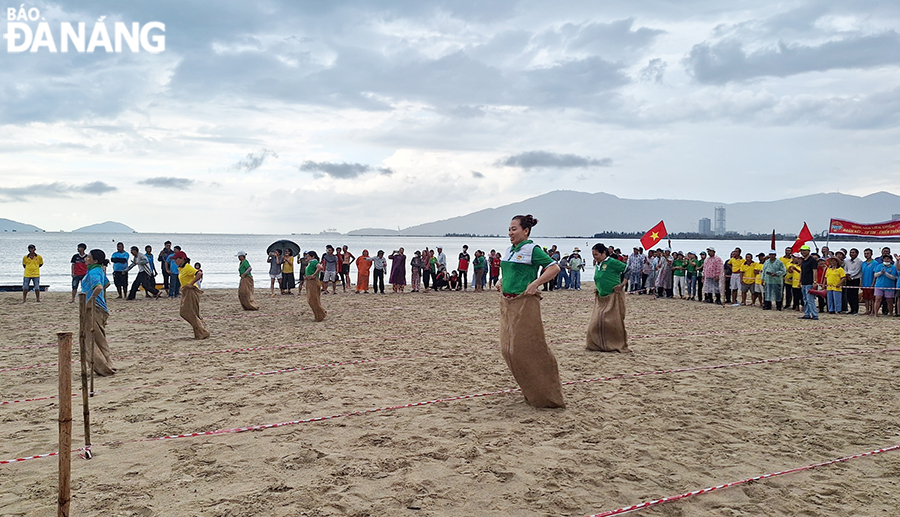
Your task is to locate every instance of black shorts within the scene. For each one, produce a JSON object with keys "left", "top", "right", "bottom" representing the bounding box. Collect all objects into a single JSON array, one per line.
[
  {"left": 341, "top": 263, "right": 350, "bottom": 274},
  {"left": 113, "top": 271, "right": 128, "bottom": 289}
]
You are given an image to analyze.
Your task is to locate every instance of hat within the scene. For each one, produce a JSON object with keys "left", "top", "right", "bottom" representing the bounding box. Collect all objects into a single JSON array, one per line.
[
  {"left": 792, "top": 252, "right": 802, "bottom": 258},
  {"left": 573, "top": 247, "right": 581, "bottom": 252},
  {"left": 768, "top": 250, "right": 777, "bottom": 255},
  {"left": 706, "top": 247, "right": 715, "bottom": 252},
  {"left": 235, "top": 251, "right": 247, "bottom": 257},
  {"left": 800, "top": 245, "right": 810, "bottom": 251},
  {"left": 172, "top": 251, "right": 187, "bottom": 260},
  {"left": 700, "top": 251, "right": 707, "bottom": 255}
]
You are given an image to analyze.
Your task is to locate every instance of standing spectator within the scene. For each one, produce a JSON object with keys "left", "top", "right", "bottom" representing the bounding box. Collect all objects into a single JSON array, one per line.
[
  {"left": 144, "top": 245, "right": 157, "bottom": 298},
  {"left": 672, "top": 252, "right": 687, "bottom": 298},
  {"left": 267, "top": 249, "right": 283, "bottom": 296},
  {"left": 557, "top": 254, "right": 571, "bottom": 289},
  {"left": 656, "top": 249, "right": 674, "bottom": 298},
  {"left": 167, "top": 246, "right": 181, "bottom": 298},
  {"left": 872, "top": 255, "right": 897, "bottom": 317},
  {"left": 787, "top": 254, "right": 803, "bottom": 311},
  {"left": 335, "top": 246, "right": 346, "bottom": 291},
  {"left": 321, "top": 245, "right": 339, "bottom": 294},
  {"left": 236, "top": 251, "right": 258, "bottom": 311},
  {"left": 81, "top": 249, "right": 115, "bottom": 375},
  {"left": 281, "top": 249, "right": 296, "bottom": 295},
  {"left": 761, "top": 250, "right": 786, "bottom": 310},
  {"left": 388, "top": 248, "right": 407, "bottom": 293},
  {"left": 341, "top": 245, "right": 355, "bottom": 292},
  {"left": 489, "top": 249, "right": 501, "bottom": 288},
  {"left": 626, "top": 247, "right": 643, "bottom": 292},
  {"left": 457, "top": 245, "right": 470, "bottom": 290},
  {"left": 410, "top": 250, "right": 424, "bottom": 292},
  {"left": 22, "top": 244, "right": 43, "bottom": 303},
  {"left": 780, "top": 247, "right": 794, "bottom": 309},
  {"left": 126, "top": 246, "right": 161, "bottom": 300},
  {"left": 843, "top": 248, "right": 862, "bottom": 314},
  {"left": 643, "top": 250, "right": 656, "bottom": 295},
  {"left": 435, "top": 246, "right": 447, "bottom": 271},
  {"left": 685, "top": 252, "right": 698, "bottom": 300},
  {"left": 472, "top": 250, "right": 487, "bottom": 292},
  {"left": 738, "top": 253, "right": 757, "bottom": 307},
  {"left": 861, "top": 248, "right": 876, "bottom": 315},
  {"left": 696, "top": 251, "right": 706, "bottom": 300},
  {"left": 158, "top": 241, "right": 174, "bottom": 293},
  {"left": 421, "top": 248, "right": 432, "bottom": 290},
  {"left": 702, "top": 247, "right": 723, "bottom": 304},
  {"left": 547, "top": 245, "right": 561, "bottom": 290},
  {"left": 111, "top": 242, "right": 130, "bottom": 299},
  {"left": 355, "top": 250, "right": 373, "bottom": 293},
  {"left": 372, "top": 250, "right": 387, "bottom": 294},
  {"left": 798, "top": 245, "right": 820, "bottom": 320},
  {"left": 825, "top": 257, "right": 846, "bottom": 314},
  {"left": 70, "top": 243, "right": 88, "bottom": 303},
  {"left": 569, "top": 250, "right": 584, "bottom": 291}
]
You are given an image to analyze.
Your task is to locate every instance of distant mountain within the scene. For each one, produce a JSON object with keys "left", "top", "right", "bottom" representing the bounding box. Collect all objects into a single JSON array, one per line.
[
  {"left": 346, "top": 228, "right": 400, "bottom": 236},
  {"left": 0, "top": 218, "right": 43, "bottom": 232},
  {"left": 72, "top": 221, "right": 135, "bottom": 233},
  {"left": 390, "top": 190, "right": 900, "bottom": 237}
]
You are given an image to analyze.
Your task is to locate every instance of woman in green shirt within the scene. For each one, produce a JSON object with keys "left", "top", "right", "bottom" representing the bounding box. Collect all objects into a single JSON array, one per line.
[
  {"left": 304, "top": 251, "right": 327, "bottom": 321},
  {"left": 472, "top": 250, "right": 487, "bottom": 291},
  {"left": 586, "top": 243, "right": 629, "bottom": 353},
  {"left": 236, "top": 251, "right": 258, "bottom": 311},
  {"left": 497, "top": 214, "right": 565, "bottom": 409}
]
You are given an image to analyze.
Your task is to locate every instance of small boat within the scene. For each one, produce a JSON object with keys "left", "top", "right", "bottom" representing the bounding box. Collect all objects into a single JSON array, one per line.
[{"left": 0, "top": 284, "right": 49, "bottom": 292}]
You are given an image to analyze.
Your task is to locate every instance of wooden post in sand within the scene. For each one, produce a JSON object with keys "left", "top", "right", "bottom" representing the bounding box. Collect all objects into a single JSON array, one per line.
[
  {"left": 77, "top": 294, "right": 92, "bottom": 457},
  {"left": 57, "top": 332, "right": 72, "bottom": 517}
]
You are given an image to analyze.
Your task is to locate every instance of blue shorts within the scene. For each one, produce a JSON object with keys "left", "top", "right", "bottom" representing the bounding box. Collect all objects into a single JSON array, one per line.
[
  {"left": 72, "top": 275, "right": 85, "bottom": 290},
  {"left": 23, "top": 277, "right": 40, "bottom": 291}
]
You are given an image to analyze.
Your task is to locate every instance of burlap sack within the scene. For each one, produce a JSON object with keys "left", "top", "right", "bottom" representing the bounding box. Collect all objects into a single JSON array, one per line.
[
  {"left": 499, "top": 294, "right": 565, "bottom": 408},
  {"left": 586, "top": 290, "right": 629, "bottom": 352},
  {"left": 306, "top": 277, "right": 327, "bottom": 321},
  {"left": 238, "top": 275, "right": 259, "bottom": 311},
  {"left": 90, "top": 308, "right": 115, "bottom": 376},
  {"left": 180, "top": 285, "right": 210, "bottom": 339}
]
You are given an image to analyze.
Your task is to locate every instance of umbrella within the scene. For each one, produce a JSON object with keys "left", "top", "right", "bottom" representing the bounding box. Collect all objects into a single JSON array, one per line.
[{"left": 267, "top": 239, "right": 301, "bottom": 256}]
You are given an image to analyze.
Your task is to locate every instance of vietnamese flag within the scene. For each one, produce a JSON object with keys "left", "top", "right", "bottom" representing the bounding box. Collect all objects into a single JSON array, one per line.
[
  {"left": 640, "top": 220, "right": 668, "bottom": 250},
  {"left": 791, "top": 222, "right": 813, "bottom": 253}
]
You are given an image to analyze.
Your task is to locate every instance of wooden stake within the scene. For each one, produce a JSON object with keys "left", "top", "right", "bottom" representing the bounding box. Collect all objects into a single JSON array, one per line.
[
  {"left": 77, "top": 294, "right": 92, "bottom": 456},
  {"left": 57, "top": 332, "right": 72, "bottom": 517}
]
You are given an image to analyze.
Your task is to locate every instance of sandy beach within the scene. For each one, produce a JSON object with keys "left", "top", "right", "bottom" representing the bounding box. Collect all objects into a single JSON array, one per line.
[{"left": 1, "top": 287, "right": 899, "bottom": 516}]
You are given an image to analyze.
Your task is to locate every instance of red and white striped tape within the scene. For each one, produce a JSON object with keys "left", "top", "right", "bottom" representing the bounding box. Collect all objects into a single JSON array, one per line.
[
  {"left": 3, "top": 345, "right": 897, "bottom": 465},
  {"left": 584, "top": 444, "right": 900, "bottom": 517}
]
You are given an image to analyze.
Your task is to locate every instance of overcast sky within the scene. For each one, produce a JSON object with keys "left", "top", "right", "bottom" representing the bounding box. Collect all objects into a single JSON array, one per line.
[{"left": 2, "top": 1, "right": 899, "bottom": 233}]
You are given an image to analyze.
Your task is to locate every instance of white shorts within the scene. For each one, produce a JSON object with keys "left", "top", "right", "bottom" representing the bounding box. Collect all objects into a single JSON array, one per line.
[
  {"left": 323, "top": 271, "right": 337, "bottom": 282},
  {"left": 269, "top": 273, "right": 282, "bottom": 280}
]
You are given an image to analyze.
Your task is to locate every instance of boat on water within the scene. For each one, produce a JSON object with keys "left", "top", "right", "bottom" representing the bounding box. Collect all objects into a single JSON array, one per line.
[{"left": 319, "top": 228, "right": 342, "bottom": 235}]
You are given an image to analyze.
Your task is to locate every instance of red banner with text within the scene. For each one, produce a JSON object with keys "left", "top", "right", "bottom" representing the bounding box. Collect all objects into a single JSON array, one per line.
[{"left": 829, "top": 218, "right": 900, "bottom": 238}]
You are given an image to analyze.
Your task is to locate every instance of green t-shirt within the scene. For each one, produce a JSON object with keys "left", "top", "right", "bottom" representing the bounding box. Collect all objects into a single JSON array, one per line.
[
  {"left": 429, "top": 256, "right": 438, "bottom": 273},
  {"left": 673, "top": 258, "right": 686, "bottom": 277},
  {"left": 686, "top": 259, "right": 698, "bottom": 274},
  {"left": 473, "top": 255, "right": 486, "bottom": 269},
  {"left": 594, "top": 257, "right": 627, "bottom": 296},
  {"left": 500, "top": 240, "right": 554, "bottom": 295},
  {"left": 239, "top": 259, "right": 252, "bottom": 278},
  {"left": 305, "top": 259, "right": 319, "bottom": 277}
]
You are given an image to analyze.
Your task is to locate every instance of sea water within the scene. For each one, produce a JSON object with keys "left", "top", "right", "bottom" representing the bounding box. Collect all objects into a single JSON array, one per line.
[{"left": 0, "top": 232, "right": 892, "bottom": 290}]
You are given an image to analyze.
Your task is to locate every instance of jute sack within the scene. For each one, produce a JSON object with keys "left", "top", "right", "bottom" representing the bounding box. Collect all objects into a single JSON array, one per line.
[
  {"left": 238, "top": 275, "right": 259, "bottom": 311},
  {"left": 499, "top": 293, "right": 565, "bottom": 408},
  {"left": 306, "top": 277, "right": 327, "bottom": 321},
  {"left": 91, "top": 309, "right": 115, "bottom": 376},
  {"left": 180, "top": 285, "right": 211, "bottom": 339},
  {"left": 586, "top": 290, "right": 629, "bottom": 352}
]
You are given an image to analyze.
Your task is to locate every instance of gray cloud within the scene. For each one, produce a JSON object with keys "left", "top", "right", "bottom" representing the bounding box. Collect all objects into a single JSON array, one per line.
[
  {"left": 685, "top": 31, "right": 900, "bottom": 84},
  {"left": 298, "top": 161, "right": 393, "bottom": 179},
  {"left": 231, "top": 149, "right": 278, "bottom": 172},
  {"left": 471, "top": 170, "right": 485, "bottom": 178},
  {"left": 495, "top": 151, "right": 613, "bottom": 170},
  {"left": 639, "top": 58, "right": 667, "bottom": 84},
  {"left": 0, "top": 181, "right": 116, "bottom": 201},
  {"left": 138, "top": 177, "right": 196, "bottom": 190}
]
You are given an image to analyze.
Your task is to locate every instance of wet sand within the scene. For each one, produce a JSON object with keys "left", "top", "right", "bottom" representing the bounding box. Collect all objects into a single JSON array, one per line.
[{"left": 1, "top": 287, "right": 899, "bottom": 516}]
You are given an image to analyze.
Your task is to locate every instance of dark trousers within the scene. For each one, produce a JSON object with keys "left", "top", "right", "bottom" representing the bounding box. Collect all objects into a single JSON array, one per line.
[
  {"left": 724, "top": 277, "right": 732, "bottom": 303},
  {"left": 422, "top": 270, "right": 432, "bottom": 289},
  {"left": 459, "top": 270, "right": 468, "bottom": 289},
  {"left": 783, "top": 284, "right": 793, "bottom": 308},
  {"left": 128, "top": 272, "right": 159, "bottom": 299},
  {"left": 373, "top": 269, "right": 385, "bottom": 293},
  {"left": 792, "top": 287, "right": 802, "bottom": 309},
  {"left": 162, "top": 267, "right": 170, "bottom": 290},
  {"left": 845, "top": 278, "right": 860, "bottom": 313},
  {"left": 113, "top": 271, "right": 128, "bottom": 292}
]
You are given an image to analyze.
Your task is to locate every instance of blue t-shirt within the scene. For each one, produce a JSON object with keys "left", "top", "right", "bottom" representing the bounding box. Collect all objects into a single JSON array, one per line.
[
  {"left": 111, "top": 251, "right": 129, "bottom": 272},
  {"left": 873, "top": 263, "right": 897, "bottom": 289},
  {"left": 168, "top": 257, "right": 178, "bottom": 275},
  {"left": 80, "top": 266, "right": 110, "bottom": 313},
  {"left": 861, "top": 260, "right": 876, "bottom": 287}
]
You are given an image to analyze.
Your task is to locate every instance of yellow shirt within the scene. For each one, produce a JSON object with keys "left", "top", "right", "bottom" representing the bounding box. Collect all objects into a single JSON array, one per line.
[
  {"left": 788, "top": 264, "right": 801, "bottom": 288},
  {"left": 754, "top": 262, "right": 764, "bottom": 285},
  {"left": 780, "top": 257, "right": 793, "bottom": 283},
  {"left": 825, "top": 267, "right": 845, "bottom": 291},
  {"left": 282, "top": 257, "right": 294, "bottom": 274},
  {"left": 728, "top": 258, "right": 744, "bottom": 278},
  {"left": 741, "top": 262, "right": 757, "bottom": 284},
  {"left": 23, "top": 254, "right": 43, "bottom": 278},
  {"left": 179, "top": 263, "right": 198, "bottom": 287}
]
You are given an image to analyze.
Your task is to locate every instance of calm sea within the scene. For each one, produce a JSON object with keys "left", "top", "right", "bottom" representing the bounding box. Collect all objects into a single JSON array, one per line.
[{"left": 0, "top": 232, "right": 893, "bottom": 290}]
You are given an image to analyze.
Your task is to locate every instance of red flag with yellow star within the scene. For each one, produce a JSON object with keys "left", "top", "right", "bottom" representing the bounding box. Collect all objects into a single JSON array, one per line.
[{"left": 640, "top": 220, "right": 668, "bottom": 250}]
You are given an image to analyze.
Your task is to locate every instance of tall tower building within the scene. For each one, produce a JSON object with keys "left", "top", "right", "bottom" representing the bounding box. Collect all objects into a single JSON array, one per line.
[
  {"left": 714, "top": 206, "right": 726, "bottom": 236},
  {"left": 699, "top": 218, "right": 711, "bottom": 236}
]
